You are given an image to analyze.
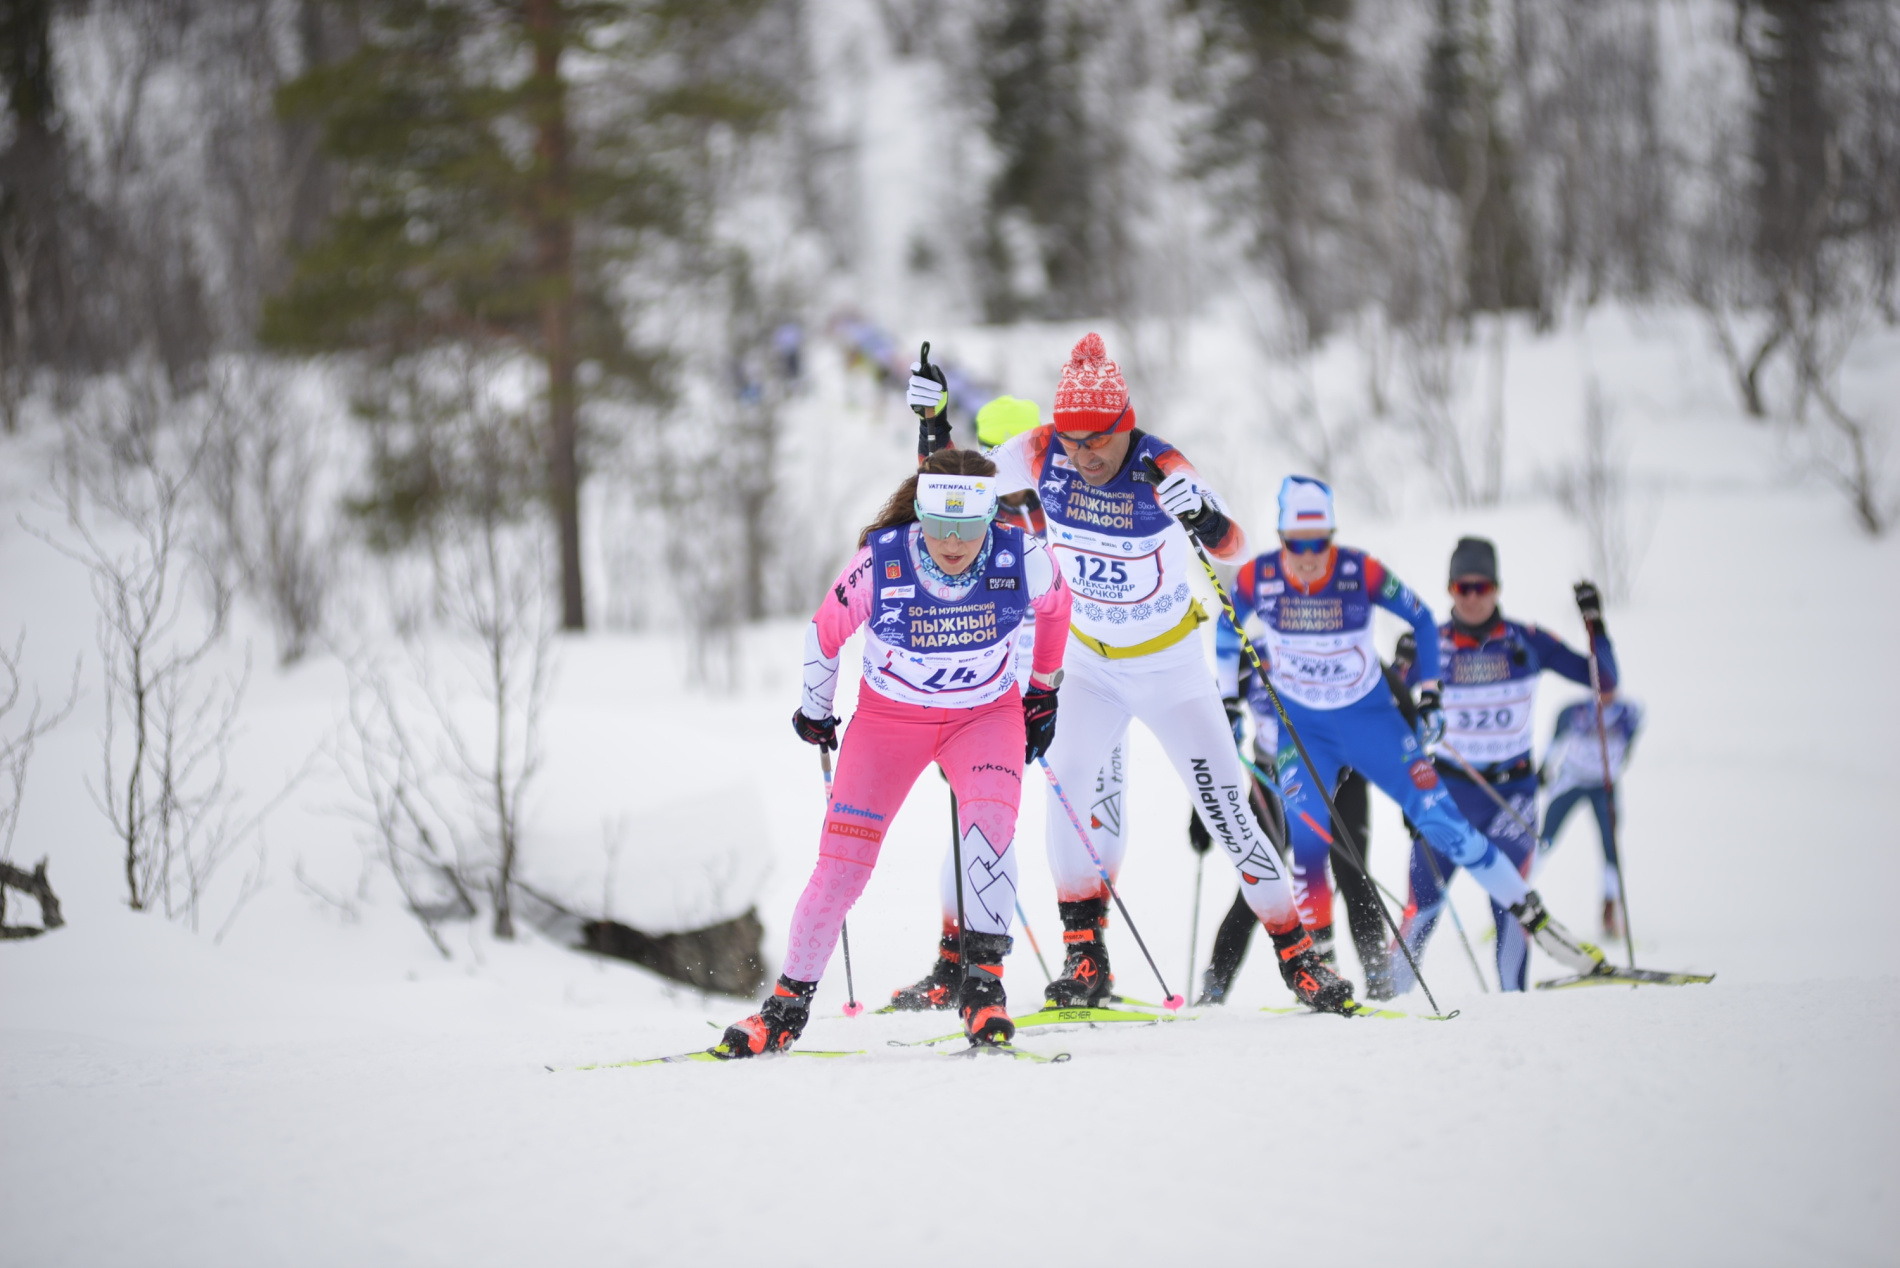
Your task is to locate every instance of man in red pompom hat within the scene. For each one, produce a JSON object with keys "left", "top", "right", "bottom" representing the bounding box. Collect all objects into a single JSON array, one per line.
[
  {"left": 1050, "top": 331, "right": 1137, "bottom": 469},
  {"left": 915, "top": 332, "right": 1357, "bottom": 1016}
]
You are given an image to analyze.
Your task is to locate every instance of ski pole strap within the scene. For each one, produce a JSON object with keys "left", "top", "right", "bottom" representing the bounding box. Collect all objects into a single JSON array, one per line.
[{"left": 1069, "top": 600, "right": 1206, "bottom": 659}]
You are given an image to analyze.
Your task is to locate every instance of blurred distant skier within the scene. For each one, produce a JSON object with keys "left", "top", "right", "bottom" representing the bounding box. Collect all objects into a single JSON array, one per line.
[
  {"left": 1540, "top": 695, "right": 1644, "bottom": 937},
  {"left": 1390, "top": 537, "right": 1619, "bottom": 992},
  {"left": 1221, "top": 483, "right": 1609, "bottom": 1001}
]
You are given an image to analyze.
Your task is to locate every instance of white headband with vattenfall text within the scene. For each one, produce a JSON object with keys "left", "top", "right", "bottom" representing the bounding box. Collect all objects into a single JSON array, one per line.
[{"left": 915, "top": 476, "right": 998, "bottom": 520}]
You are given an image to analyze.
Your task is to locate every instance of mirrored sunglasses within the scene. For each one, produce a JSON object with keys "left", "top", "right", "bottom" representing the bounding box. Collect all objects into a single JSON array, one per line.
[
  {"left": 1055, "top": 429, "right": 1119, "bottom": 454},
  {"left": 1054, "top": 403, "right": 1131, "bottom": 452},
  {"left": 917, "top": 509, "right": 995, "bottom": 541},
  {"left": 1281, "top": 535, "right": 1333, "bottom": 555},
  {"left": 1453, "top": 579, "right": 1496, "bottom": 597}
]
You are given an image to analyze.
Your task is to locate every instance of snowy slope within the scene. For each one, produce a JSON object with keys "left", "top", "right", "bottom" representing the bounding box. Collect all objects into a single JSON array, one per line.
[{"left": 3, "top": 301, "right": 1899, "bottom": 1267}]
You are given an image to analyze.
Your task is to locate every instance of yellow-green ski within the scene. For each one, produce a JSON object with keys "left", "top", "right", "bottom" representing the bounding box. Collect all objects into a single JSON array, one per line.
[
  {"left": 1260, "top": 1003, "right": 1459, "bottom": 1021},
  {"left": 897, "top": 1004, "right": 1184, "bottom": 1048},
  {"left": 552, "top": 1047, "right": 865, "bottom": 1070}
]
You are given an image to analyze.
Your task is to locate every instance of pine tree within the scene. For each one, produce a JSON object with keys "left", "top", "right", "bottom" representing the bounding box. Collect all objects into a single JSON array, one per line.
[
  {"left": 1186, "top": 0, "right": 1361, "bottom": 342},
  {"left": 1744, "top": 0, "right": 1844, "bottom": 299},
  {"left": 1420, "top": 0, "right": 1540, "bottom": 317},
  {"left": 0, "top": 0, "right": 59, "bottom": 429},
  {"left": 976, "top": 0, "right": 1108, "bottom": 321},
  {"left": 265, "top": 0, "right": 783, "bottom": 630}
]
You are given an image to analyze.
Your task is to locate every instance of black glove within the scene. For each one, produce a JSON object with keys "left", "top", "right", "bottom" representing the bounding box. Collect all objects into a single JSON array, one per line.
[
  {"left": 1179, "top": 501, "right": 1234, "bottom": 550},
  {"left": 1188, "top": 806, "right": 1212, "bottom": 854},
  {"left": 1223, "top": 696, "right": 1246, "bottom": 748},
  {"left": 1573, "top": 580, "right": 1606, "bottom": 638},
  {"left": 1393, "top": 631, "right": 1418, "bottom": 677},
  {"left": 1415, "top": 684, "right": 1445, "bottom": 746},
  {"left": 917, "top": 408, "right": 950, "bottom": 461},
  {"left": 1022, "top": 684, "right": 1059, "bottom": 763},
  {"left": 792, "top": 708, "right": 839, "bottom": 751}
]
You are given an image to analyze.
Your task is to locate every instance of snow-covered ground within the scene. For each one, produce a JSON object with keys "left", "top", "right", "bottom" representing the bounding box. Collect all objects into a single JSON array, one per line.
[{"left": 3, "top": 305, "right": 1898, "bottom": 1266}]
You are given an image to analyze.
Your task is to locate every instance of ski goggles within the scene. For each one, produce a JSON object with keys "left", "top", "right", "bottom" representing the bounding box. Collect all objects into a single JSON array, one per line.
[
  {"left": 915, "top": 507, "right": 995, "bottom": 541},
  {"left": 914, "top": 475, "right": 998, "bottom": 541},
  {"left": 1452, "top": 579, "right": 1496, "bottom": 597},
  {"left": 1280, "top": 534, "right": 1334, "bottom": 555}
]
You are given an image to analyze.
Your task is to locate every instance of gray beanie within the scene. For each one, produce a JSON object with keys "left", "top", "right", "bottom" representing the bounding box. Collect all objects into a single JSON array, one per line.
[{"left": 1448, "top": 536, "right": 1498, "bottom": 584}]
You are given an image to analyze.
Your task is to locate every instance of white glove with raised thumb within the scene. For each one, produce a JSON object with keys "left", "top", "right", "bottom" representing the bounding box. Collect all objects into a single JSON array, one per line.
[
  {"left": 1155, "top": 469, "right": 1207, "bottom": 519},
  {"left": 907, "top": 369, "right": 947, "bottom": 416}
]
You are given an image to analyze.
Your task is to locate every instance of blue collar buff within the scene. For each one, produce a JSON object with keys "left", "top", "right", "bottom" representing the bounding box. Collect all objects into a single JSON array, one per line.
[{"left": 912, "top": 525, "right": 991, "bottom": 593}]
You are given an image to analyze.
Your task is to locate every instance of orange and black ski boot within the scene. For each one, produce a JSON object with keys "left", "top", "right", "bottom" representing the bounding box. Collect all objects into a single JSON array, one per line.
[
  {"left": 887, "top": 925, "right": 960, "bottom": 1011},
  {"left": 716, "top": 975, "right": 815, "bottom": 1058},
  {"left": 1043, "top": 897, "right": 1113, "bottom": 1008},
  {"left": 1272, "top": 926, "right": 1357, "bottom": 1015},
  {"left": 958, "top": 932, "right": 1015, "bottom": 1046}
]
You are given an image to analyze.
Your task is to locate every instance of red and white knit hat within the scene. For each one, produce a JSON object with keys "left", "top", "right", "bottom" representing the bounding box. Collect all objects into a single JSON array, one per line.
[{"left": 1053, "top": 332, "right": 1135, "bottom": 434}]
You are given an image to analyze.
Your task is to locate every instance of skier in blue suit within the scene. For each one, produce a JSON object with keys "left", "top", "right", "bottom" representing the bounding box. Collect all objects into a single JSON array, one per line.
[
  {"left": 1395, "top": 537, "right": 1618, "bottom": 991},
  {"left": 1218, "top": 479, "right": 1607, "bottom": 998}
]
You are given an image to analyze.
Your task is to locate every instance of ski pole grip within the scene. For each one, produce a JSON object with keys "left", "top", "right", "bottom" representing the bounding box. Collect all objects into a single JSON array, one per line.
[{"left": 913, "top": 339, "right": 948, "bottom": 424}]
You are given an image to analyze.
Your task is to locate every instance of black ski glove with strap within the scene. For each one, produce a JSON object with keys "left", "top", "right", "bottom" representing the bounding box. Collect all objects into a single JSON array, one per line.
[
  {"left": 911, "top": 342, "right": 951, "bottom": 461},
  {"left": 1393, "top": 631, "right": 1418, "bottom": 678},
  {"left": 1415, "top": 684, "right": 1446, "bottom": 746},
  {"left": 1573, "top": 580, "right": 1606, "bottom": 639},
  {"left": 792, "top": 709, "right": 839, "bottom": 751},
  {"left": 1023, "top": 684, "right": 1060, "bottom": 763}
]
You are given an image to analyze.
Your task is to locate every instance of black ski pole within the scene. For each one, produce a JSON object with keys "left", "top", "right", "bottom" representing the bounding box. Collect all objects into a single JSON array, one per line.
[
  {"left": 949, "top": 789, "right": 970, "bottom": 1028},
  {"left": 1140, "top": 456, "right": 1445, "bottom": 1017},
  {"left": 821, "top": 749, "right": 863, "bottom": 1016},
  {"left": 1579, "top": 603, "right": 1636, "bottom": 970}
]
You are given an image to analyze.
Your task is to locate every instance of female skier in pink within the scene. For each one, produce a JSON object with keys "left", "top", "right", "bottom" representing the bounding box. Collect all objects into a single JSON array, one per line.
[{"left": 718, "top": 449, "right": 1072, "bottom": 1055}]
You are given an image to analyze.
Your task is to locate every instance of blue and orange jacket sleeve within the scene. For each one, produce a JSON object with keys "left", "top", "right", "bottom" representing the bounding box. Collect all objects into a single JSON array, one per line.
[
  {"left": 1151, "top": 446, "right": 1249, "bottom": 561},
  {"left": 1365, "top": 556, "right": 1443, "bottom": 681}
]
